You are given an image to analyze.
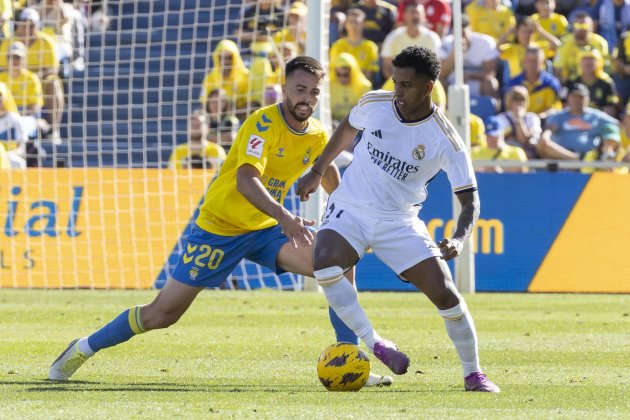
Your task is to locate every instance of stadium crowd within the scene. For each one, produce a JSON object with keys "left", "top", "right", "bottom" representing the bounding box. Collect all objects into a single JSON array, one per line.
[{"left": 1, "top": 0, "right": 629, "bottom": 174}]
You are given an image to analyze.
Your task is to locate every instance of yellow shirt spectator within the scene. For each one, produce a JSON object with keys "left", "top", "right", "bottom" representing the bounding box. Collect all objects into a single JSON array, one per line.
[
  {"left": 168, "top": 141, "right": 226, "bottom": 170},
  {"left": 330, "top": 53, "right": 372, "bottom": 121},
  {"left": 531, "top": 12, "right": 568, "bottom": 59},
  {"left": 330, "top": 37, "right": 380, "bottom": 76},
  {"left": 554, "top": 33, "right": 609, "bottom": 82},
  {"left": 0, "top": 68, "right": 44, "bottom": 109},
  {"left": 465, "top": 0, "right": 515, "bottom": 42},
  {"left": 0, "top": 31, "right": 58, "bottom": 74},
  {"left": 199, "top": 40, "right": 250, "bottom": 109},
  {"left": 470, "top": 114, "right": 487, "bottom": 148},
  {"left": 0, "top": 0, "right": 11, "bottom": 39}
]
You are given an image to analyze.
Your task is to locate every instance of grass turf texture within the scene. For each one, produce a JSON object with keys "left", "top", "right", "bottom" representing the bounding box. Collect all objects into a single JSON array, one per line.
[{"left": 0, "top": 290, "right": 629, "bottom": 419}]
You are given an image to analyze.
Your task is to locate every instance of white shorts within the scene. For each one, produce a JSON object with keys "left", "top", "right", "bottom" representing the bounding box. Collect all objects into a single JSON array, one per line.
[{"left": 319, "top": 200, "right": 442, "bottom": 275}]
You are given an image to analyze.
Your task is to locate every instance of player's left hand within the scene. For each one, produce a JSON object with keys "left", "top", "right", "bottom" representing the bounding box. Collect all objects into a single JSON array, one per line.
[{"left": 438, "top": 238, "right": 464, "bottom": 261}]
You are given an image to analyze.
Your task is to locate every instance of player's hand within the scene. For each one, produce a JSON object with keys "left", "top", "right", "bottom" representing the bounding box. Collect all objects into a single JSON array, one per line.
[
  {"left": 438, "top": 238, "right": 464, "bottom": 261},
  {"left": 278, "top": 213, "right": 316, "bottom": 248},
  {"left": 297, "top": 171, "right": 322, "bottom": 202}
]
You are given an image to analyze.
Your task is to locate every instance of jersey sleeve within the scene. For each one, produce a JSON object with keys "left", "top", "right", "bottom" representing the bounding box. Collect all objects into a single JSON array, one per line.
[
  {"left": 438, "top": 129, "right": 478, "bottom": 194},
  {"left": 348, "top": 91, "right": 389, "bottom": 130},
  {"left": 234, "top": 110, "right": 277, "bottom": 175}
]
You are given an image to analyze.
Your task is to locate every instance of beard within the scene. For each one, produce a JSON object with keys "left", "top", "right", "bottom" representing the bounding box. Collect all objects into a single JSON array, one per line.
[{"left": 286, "top": 97, "right": 314, "bottom": 122}]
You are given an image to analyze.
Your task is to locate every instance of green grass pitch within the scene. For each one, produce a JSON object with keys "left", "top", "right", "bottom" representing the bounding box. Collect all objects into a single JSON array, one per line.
[{"left": 0, "top": 290, "right": 628, "bottom": 418}]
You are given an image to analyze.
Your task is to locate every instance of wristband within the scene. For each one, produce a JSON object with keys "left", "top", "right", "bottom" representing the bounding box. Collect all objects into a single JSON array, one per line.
[{"left": 311, "top": 167, "right": 324, "bottom": 176}]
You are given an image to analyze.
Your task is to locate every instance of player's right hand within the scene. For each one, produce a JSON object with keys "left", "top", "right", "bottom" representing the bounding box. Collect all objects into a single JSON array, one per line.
[
  {"left": 297, "top": 171, "right": 322, "bottom": 202},
  {"left": 278, "top": 213, "right": 316, "bottom": 248}
]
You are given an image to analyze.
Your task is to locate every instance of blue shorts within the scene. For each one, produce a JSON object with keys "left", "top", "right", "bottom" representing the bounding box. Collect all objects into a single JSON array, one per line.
[{"left": 171, "top": 224, "right": 289, "bottom": 288}]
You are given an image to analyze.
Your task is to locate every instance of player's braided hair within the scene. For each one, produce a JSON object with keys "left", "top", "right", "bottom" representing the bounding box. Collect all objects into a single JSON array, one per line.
[
  {"left": 392, "top": 46, "right": 441, "bottom": 82},
  {"left": 285, "top": 56, "right": 326, "bottom": 79}
]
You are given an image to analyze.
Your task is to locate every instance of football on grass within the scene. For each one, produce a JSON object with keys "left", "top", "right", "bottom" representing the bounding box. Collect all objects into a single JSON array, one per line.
[{"left": 317, "top": 342, "right": 370, "bottom": 391}]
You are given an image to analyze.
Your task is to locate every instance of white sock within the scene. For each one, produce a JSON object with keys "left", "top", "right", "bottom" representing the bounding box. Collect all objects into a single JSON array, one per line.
[
  {"left": 318, "top": 275, "right": 382, "bottom": 350},
  {"left": 438, "top": 301, "right": 481, "bottom": 377},
  {"left": 78, "top": 337, "right": 95, "bottom": 357}
]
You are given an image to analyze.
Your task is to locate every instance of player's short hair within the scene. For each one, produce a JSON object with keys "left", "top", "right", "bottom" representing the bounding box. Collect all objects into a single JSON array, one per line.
[
  {"left": 392, "top": 46, "right": 441, "bottom": 82},
  {"left": 285, "top": 56, "right": 325, "bottom": 79}
]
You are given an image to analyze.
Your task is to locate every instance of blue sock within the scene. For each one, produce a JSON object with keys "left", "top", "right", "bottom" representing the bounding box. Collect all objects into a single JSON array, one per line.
[
  {"left": 87, "top": 306, "right": 146, "bottom": 352},
  {"left": 329, "top": 306, "right": 359, "bottom": 345}
]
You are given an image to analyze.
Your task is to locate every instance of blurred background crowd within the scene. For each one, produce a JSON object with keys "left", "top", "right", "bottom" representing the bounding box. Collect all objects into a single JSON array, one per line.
[{"left": 1, "top": 0, "right": 629, "bottom": 174}]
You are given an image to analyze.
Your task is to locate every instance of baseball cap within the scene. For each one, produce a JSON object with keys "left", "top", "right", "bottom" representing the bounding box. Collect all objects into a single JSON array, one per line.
[
  {"left": 568, "top": 82, "right": 590, "bottom": 97},
  {"left": 8, "top": 42, "right": 27, "bottom": 58},
  {"left": 484, "top": 116, "right": 508, "bottom": 137},
  {"left": 17, "top": 8, "right": 41, "bottom": 26},
  {"left": 288, "top": 2, "right": 307, "bottom": 16}
]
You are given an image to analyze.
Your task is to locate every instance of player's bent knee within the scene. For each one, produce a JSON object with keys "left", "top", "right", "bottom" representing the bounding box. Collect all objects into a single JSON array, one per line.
[
  {"left": 438, "top": 299, "right": 469, "bottom": 321},
  {"left": 313, "top": 266, "right": 344, "bottom": 287}
]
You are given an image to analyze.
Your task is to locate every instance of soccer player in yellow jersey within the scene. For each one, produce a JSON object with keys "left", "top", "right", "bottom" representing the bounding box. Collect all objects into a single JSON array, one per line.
[{"left": 49, "top": 56, "right": 393, "bottom": 387}]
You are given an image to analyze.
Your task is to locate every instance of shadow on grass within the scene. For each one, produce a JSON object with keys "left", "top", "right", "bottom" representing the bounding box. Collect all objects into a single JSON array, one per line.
[{"left": 0, "top": 379, "right": 453, "bottom": 394}]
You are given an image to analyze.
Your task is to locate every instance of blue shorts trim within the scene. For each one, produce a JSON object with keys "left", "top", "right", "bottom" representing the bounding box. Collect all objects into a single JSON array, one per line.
[{"left": 171, "top": 224, "right": 289, "bottom": 288}]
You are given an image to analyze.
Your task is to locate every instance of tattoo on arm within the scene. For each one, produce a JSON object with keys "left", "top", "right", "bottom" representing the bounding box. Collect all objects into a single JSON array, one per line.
[{"left": 453, "top": 191, "right": 480, "bottom": 242}]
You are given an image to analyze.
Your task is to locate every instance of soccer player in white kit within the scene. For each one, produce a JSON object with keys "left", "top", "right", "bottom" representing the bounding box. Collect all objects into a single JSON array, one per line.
[{"left": 298, "top": 46, "right": 500, "bottom": 392}]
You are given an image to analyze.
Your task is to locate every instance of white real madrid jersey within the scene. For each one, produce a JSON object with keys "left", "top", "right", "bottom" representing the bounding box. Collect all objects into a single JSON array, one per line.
[{"left": 329, "top": 90, "right": 477, "bottom": 219}]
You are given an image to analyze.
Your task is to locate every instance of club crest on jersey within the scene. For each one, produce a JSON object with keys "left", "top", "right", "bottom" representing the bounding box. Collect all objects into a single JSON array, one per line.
[
  {"left": 246, "top": 135, "right": 265, "bottom": 158},
  {"left": 412, "top": 144, "right": 426, "bottom": 160},
  {"left": 302, "top": 147, "right": 312, "bottom": 164},
  {"left": 189, "top": 266, "right": 199, "bottom": 281}
]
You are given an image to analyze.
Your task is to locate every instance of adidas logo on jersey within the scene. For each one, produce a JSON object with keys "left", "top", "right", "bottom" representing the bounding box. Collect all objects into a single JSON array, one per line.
[{"left": 370, "top": 130, "right": 383, "bottom": 139}]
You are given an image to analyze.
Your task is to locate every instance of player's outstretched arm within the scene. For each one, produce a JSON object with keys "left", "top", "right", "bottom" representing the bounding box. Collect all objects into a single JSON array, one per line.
[
  {"left": 297, "top": 117, "right": 358, "bottom": 201},
  {"left": 439, "top": 190, "right": 480, "bottom": 260},
  {"left": 237, "top": 163, "right": 315, "bottom": 247}
]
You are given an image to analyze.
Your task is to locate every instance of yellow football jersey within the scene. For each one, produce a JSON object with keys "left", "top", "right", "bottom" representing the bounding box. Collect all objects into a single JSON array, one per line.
[
  {"left": 554, "top": 33, "right": 609, "bottom": 81},
  {"left": 0, "top": 69, "right": 43, "bottom": 109},
  {"left": 330, "top": 38, "right": 380, "bottom": 74},
  {"left": 0, "top": 32, "right": 58, "bottom": 73},
  {"left": 531, "top": 13, "right": 569, "bottom": 59},
  {"left": 196, "top": 104, "right": 328, "bottom": 235},
  {"left": 465, "top": 1, "right": 515, "bottom": 42},
  {"left": 168, "top": 141, "right": 226, "bottom": 169}
]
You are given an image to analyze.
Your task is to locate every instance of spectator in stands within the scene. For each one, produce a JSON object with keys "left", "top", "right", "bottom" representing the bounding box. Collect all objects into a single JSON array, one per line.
[
  {"left": 1, "top": 8, "right": 64, "bottom": 143},
  {"left": 381, "top": 75, "right": 447, "bottom": 110},
  {"left": 33, "top": 1, "right": 75, "bottom": 68},
  {"left": 272, "top": 1, "right": 307, "bottom": 55},
  {"left": 329, "top": 0, "right": 353, "bottom": 44},
  {"left": 330, "top": 8, "right": 380, "bottom": 82},
  {"left": 493, "top": 86, "right": 543, "bottom": 158},
  {"left": 614, "top": 30, "right": 630, "bottom": 104},
  {"left": 396, "top": 0, "right": 452, "bottom": 39},
  {"left": 464, "top": 0, "right": 515, "bottom": 43},
  {"left": 581, "top": 130, "right": 628, "bottom": 174},
  {"left": 264, "top": 84, "right": 283, "bottom": 105},
  {"left": 471, "top": 116, "right": 529, "bottom": 173},
  {"left": 499, "top": 17, "right": 559, "bottom": 80},
  {"left": 0, "top": 1, "right": 11, "bottom": 40},
  {"left": 330, "top": 53, "right": 372, "bottom": 123},
  {"left": 553, "top": 13, "right": 610, "bottom": 84},
  {"left": 439, "top": 14, "right": 499, "bottom": 98},
  {"left": 204, "top": 88, "right": 240, "bottom": 150},
  {"left": 200, "top": 40, "right": 249, "bottom": 113},
  {"left": 168, "top": 112, "right": 226, "bottom": 170},
  {"left": 0, "top": 81, "right": 27, "bottom": 169},
  {"left": 270, "top": 42, "right": 298, "bottom": 85},
  {"left": 531, "top": 0, "right": 569, "bottom": 60},
  {"left": 470, "top": 113, "right": 488, "bottom": 148},
  {"left": 76, "top": 0, "right": 110, "bottom": 32},
  {"left": 596, "top": 0, "right": 630, "bottom": 50},
  {"left": 0, "top": 42, "right": 44, "bottom": 140},
  {"left": 354, "top": 0, "right": 398, "bottom": 46},
  {"left": 619, "top": 103, "right": 630, "bottom": 162},
  {"left": 235, "top": 0, "right": 285, "bottom": 53},
  {"left": 567, "top": 49, "right": 620, "bottom": 118},
  {"left": 381, "top": 3, "right": 441, "bottom": 79},
  {"left": 506, "top": 46, "right": 561, "bottom": 119},
  {"left": 537, "top": 83, "right": 620, "bottom": 159},
  {"left": 0, "top": 140, "right": 8, "bottom": 169}
]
